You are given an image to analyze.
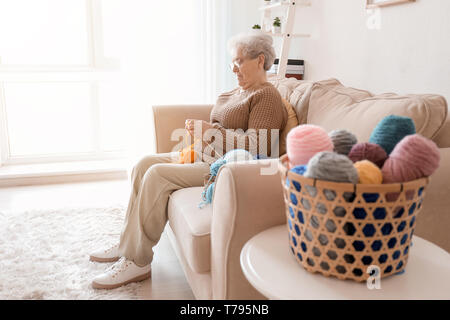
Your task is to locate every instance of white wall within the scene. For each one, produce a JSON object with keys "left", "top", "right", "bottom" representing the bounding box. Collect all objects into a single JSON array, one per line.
[
  {"left": 287, "top": 0, "right": 450, "bottom": 102},
  {"left": 222, "top": 0, "right": 263, "bottom": 91}
]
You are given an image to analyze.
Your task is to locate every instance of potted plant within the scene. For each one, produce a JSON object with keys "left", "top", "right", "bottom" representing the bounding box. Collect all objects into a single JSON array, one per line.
[
  {"left": 252, "top": 24, "right": 262, "bottom": 30},
  {"left": 272, "top": 17, "right": 281, "bottom": 34}
]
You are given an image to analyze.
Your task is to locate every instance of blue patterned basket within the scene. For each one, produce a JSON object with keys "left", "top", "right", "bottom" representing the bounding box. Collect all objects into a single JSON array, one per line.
[{"left": 278, "top": 154, "right": 429, "bottom": 282}]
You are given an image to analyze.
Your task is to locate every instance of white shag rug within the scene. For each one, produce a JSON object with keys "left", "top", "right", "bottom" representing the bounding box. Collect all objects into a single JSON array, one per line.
[{"left": 0, "top": 205, "right": 145, "bottom": 300}]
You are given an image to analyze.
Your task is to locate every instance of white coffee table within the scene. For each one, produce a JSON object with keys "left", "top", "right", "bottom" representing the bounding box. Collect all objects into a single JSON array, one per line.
[{"left": 240, "top": 224, "right": 450, "bottom": 300}]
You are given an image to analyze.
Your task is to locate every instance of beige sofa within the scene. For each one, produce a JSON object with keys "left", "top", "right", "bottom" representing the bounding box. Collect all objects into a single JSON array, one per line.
[{"left": 151, "top": 77, "right": 450, "bottom": 300}]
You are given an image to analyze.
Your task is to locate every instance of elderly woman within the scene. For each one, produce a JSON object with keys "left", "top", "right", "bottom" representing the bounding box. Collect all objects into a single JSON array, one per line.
[{"left": 90, "top": 31, "right": 287, "bottom": 289}]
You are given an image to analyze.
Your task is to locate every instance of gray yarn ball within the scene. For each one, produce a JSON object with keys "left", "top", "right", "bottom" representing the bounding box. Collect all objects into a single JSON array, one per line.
[
  {"left": 329, "top": 129, "right": 358, "bottom": 155},
  {"left": 305, "top": 151, "right": 359, "bottom": 183}
]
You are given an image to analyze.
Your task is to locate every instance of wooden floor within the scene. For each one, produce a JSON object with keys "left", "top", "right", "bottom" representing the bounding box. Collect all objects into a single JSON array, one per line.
[{"left": 0, "top": 179, "right": 195, "bottom": 300}]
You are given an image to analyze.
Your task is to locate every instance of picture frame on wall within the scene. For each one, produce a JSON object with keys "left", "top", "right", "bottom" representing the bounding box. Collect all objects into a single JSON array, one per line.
[{"left": 366, "top": 0, "right": 415, "bottom": 9}]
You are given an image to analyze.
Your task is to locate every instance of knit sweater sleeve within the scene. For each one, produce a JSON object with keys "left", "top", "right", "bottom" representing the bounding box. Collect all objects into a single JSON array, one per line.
[{"left": 204, "top": 87, "right": 287, "bottom": 160}]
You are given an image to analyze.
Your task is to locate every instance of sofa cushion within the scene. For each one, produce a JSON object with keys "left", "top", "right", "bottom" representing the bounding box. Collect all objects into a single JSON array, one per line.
[
  {"left": 305, "top": 79, "right": 448, "bottom": 142},
  {"left": 279, "top": 97, "right": 299, "bottom": 155},
  {"left": 433, "top": 114, "right": 450, "bottom": 148},
  {"left": 168, "top": 187, "right": 212, "bottom": 273},
  {"left": 268, "top": 74, "right": 314, "bottom": 125}
]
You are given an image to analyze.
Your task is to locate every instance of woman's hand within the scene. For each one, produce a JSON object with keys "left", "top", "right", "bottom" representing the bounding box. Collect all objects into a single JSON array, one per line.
[{"left": 185, "top": 119, "right": 214, "bottom": 139}]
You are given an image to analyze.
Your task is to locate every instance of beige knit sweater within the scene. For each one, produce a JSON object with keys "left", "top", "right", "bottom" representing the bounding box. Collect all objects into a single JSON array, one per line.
[{"left": 199, "top": 82, "right": 287, "bottom": 164}]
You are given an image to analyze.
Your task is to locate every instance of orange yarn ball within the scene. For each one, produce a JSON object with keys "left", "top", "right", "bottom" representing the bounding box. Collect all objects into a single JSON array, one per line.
[{"left": 354, "top": 160, "right": 383, "bottom": 184}]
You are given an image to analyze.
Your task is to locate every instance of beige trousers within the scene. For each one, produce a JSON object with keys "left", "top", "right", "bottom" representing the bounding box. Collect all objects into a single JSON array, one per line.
[{"left": 118, "top": 152, "right": 210, "bottom": 267}]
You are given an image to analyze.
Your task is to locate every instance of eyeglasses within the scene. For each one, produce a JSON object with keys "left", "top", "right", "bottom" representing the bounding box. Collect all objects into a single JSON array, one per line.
[
  {"left": 229, "top": 54, "right": 262, "bottom": 71},
  {"left": 229, "top": 60, "right": 243, "bottom": 71}
]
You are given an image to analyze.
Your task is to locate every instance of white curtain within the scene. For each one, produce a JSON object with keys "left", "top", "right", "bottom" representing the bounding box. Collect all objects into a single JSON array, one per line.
[
  {"left": 0, "top": 0, "right": 260, "bottom": 164},
  {"left": 100, "top": 0, "right": 233, "bottom": 157}
]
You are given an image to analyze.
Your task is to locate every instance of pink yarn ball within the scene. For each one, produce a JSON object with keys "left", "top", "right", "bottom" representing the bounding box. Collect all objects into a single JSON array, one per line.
[
  {"left": 382, "top": 134, "right": 440, "bottom": 184},
  {"left": 287, "top": 124, "right": 334, "bottom": 166}
]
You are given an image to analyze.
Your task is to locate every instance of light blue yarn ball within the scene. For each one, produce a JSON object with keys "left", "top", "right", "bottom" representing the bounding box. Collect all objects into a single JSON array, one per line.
[
  {"left": 369, "top": 115, "right": 416, "bottom": 154},
  {"left": 224, "top": 149, "right": 254, "bottom": 162},
  {"left": 210, "top": 149, "right": 253, "bottom": 177}
]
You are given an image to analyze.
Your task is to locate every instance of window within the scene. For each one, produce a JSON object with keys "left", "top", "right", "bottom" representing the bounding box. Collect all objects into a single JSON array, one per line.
[
  {"left": 4, "top": 82, "right": 93, "bottom": 156},
  {"left": 0, "top": 0, "right": 118, "bottom": 165},
  {"left": 0, "top": 0, "right": 222, "bottom": 166},
  {"left": 0, "top": 0, "right": 89, "bottom": 66}
]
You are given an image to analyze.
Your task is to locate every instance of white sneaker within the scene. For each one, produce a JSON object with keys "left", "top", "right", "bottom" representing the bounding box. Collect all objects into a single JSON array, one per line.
[
  {"left": 91, "top": 257, "right": 151, "bottom": 290},
  {"left": 89, "top": 244, "right": 121, "bottom": 263}
]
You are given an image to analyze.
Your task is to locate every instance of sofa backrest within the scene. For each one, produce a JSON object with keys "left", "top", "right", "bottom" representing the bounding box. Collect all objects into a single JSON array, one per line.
[
  {"left": 433, "top": 114, "right": 450, "bottom": 148},
  {"left": 269, "top": 76, "right": 449, "bottom": 147}
]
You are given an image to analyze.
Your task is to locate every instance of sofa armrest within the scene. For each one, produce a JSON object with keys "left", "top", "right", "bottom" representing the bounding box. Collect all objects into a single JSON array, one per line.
[
  {"left": 152, "top": 104, "right": 213, "bottom": 153},
  {"left": 210, "top": 159, "right": 286, "bottom": 300},
  {"left": 415, "top": 147, "right": 450, "bottom": 253}
]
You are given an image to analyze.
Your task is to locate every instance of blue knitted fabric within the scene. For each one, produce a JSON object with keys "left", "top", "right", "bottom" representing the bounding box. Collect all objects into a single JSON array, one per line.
[
  {"left": 198, "top": 158, "right": 226, "bottom": 209},
  {"left": 198, "top": 149, "right": 253, "bottom": 208},
  {"left": 369, "top": 115, "right": 416, "bottom": 154},
  {"left": 200, "top": 182, "right": 215, "bottom": 206},
  {"left": 210, "top": 158, "right": 227, "bottom": 176}
]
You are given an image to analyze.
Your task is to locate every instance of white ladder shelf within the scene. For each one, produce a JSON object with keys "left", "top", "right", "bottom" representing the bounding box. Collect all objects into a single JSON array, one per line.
[{"left": 259, "top": 0, "right": 311, "bottom": 77}]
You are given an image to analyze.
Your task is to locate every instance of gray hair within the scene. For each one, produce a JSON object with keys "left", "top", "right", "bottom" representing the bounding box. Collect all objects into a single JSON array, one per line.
[{"left": 227, "top": 31, "right": 276, "bottom": 71}]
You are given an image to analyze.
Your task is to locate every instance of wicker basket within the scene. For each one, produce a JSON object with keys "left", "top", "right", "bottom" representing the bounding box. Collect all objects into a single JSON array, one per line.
[{"left": 278, "top": 154, "right": 429, "bottom": 282}]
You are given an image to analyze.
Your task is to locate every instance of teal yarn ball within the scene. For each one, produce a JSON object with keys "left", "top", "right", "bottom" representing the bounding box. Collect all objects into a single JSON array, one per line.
[{"left": 369, "top": 115, "right": 416, "bottom": 154}]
